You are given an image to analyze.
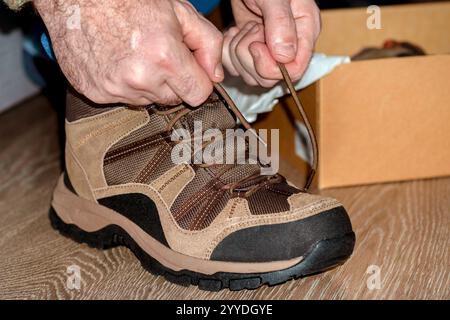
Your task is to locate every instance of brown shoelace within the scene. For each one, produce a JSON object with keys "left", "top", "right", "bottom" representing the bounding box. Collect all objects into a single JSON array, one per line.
[
  {"left": 214, "top": 63, "right": 318, "bottom": 191},
  {"left": 151, "top": 64, "right": 318, "bottom": 193}
]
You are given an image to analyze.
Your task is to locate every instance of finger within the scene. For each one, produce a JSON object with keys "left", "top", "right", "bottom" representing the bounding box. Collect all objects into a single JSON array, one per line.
[
  {"left": 259, "top": 0, "right": 297, "bottom": 63},
  {"left": 250, "top": 38, "right": 310, "bottom": 83},
  {"left": 136, "top": 84, "right": 182, "bottom": 106},
  {"left": 222, "top": 27, "right": 240, "bottom": 76},
  {"left": 165, "top": 43, "right": 213, "bottom": 107},
  {"left": 249, "top": 41, "right": 282, "bottom": 80},
  {"left": 235, "top": 24, "right": 278, "bottom": 88},
  {"left": 229, "top": 22, "right": 259, "bottom": 86},
  {"left": 291, "top": 0, "right": 322, "bottom": 40},
  {"left": 249, "top": 17, "right": 316, "bottom": 82},
  {"left": 175, "top": 1, "right": 224, "bottom": 82},
  {"left": 283, "top": 17, "right": 316, "bottom": 81}
]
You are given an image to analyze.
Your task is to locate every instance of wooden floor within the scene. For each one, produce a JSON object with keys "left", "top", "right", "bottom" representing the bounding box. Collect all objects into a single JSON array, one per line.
[{"left": 0, "top": 96, "right": 448, "bottom": 300}]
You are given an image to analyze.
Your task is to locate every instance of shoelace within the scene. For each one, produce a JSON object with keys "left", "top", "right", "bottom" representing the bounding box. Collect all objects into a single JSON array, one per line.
[
  {"left": 216, "top": 63, "right": 318, "bottom": 191},
  {"left": 151, "top": 64, "right": 318, "bottom": 193}
]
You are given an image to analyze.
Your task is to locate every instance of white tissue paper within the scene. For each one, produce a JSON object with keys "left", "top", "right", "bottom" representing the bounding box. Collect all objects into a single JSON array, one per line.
[{"left": 221, "top": 53, "right": 350, "bottom": 123}]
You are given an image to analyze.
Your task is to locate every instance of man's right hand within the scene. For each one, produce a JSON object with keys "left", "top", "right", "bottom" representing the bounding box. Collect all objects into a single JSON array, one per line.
[{"left": 34, "top": 0, "right": 224, "bottom": 106}]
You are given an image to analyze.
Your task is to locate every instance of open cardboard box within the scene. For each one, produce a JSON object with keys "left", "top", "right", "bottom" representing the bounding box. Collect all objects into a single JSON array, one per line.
[{"left": 254, "top": 2, "right": 450, "bottom": 189}]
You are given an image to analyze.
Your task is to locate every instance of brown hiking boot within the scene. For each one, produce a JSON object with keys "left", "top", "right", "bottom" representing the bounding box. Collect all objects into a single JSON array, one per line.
[{"left": 50, "top": 67, "right": 355, "bottom": 291}]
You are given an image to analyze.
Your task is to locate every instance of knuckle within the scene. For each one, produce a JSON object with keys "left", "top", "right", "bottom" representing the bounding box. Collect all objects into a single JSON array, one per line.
[
  {"left": 123, "top": 59, "right": 149, "bottom": 89},
  {"left": 153, "top": 49, "right": 174, "bottom": 70}
]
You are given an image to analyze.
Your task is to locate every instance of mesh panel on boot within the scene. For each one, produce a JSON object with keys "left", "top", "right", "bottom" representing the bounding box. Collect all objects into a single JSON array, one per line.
[
  {"left": 104, "top": 147, "right": 160, "bottom": 185},
  {"left": 218, "top": 164, "right": 260, "bottom": 184},
  {"left": 184, "top": 100, "right": 236, "bottom": 132},
  {"left": 171, "top": 167, "right": 232, "bottom": 231},
  {"left": 109, "top": 112, "right": 167, "bottom": 151},
  {"left": 66, "top": 90, "right": 116, "bottom": 122},
  {"left": 103, "top": 111, "right": 170, "bottom": 186},
  {"left": 134, "top": 142, "right": 176, "bottom": 184},
  {"left": 177, "top": 190, "right": 231, "bottom": 231},
  {"left": 246, "top": 183, "right": 300, "bottom": 215},
  {"left": 171, "top": 167, "right": 215, "bottom": 215}
]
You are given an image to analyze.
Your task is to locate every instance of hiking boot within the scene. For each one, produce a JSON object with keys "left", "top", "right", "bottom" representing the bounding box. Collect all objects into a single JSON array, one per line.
[{"left": 50, "top": 70, "right": 355, "bottom": 291}]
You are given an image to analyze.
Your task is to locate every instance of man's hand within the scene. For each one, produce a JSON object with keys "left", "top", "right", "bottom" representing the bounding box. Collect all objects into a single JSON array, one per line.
[
  {"left": 34, "top": 0, "right": 224, "bottom": 106},
  {"left": 223, "top": 0, "right": 320, "bottom": 87}
]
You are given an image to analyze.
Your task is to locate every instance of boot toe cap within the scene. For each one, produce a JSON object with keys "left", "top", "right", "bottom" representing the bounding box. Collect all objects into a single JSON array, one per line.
[{"left": 210, "top": 206, "right": 354, "bottom": 263}]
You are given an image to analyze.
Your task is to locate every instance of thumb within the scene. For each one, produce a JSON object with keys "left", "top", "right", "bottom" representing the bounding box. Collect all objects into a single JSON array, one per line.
[
  {"left": 174, "top": 1, "right": 224, "bottom": 82},
  {"left": 259, "top": 0, "right": 297, "bottom": 63}
]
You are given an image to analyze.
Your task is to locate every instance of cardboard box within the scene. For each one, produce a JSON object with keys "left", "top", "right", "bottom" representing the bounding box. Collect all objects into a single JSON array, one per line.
[{"left": 254, "top": 2, "right": 450, "bottom": 189}]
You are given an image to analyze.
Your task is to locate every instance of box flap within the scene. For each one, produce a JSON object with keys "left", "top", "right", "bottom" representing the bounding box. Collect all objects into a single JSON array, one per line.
[{"left": 316, "top": 2, "right": 450, "bottom": 56}]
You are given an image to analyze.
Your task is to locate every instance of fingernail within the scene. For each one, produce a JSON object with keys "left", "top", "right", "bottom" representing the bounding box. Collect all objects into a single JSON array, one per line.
[
  {"left": 274, "top": 42, "right": 296, "bottom": 59},
  {"left": 214, "top": 63, "right": 224, "bottom": 79}
]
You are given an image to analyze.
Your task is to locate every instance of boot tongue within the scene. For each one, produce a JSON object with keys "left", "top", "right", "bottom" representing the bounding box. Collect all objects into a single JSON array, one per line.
[
  {"left": 181, "top": 93, "right": 263, "bottom": 181},
  {"left": 182, "top": 93, "right": 236, "bottom": 132}
]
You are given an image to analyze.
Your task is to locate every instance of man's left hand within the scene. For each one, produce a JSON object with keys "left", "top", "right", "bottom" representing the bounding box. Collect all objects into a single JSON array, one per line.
[{"left": 223, "top": 0, "right": 321, "bottom": 87}]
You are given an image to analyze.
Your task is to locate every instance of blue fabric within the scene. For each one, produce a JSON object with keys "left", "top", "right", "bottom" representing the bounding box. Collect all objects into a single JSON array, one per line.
[
  {"left": 189, "top": 0, "right": 220, "bottom": 15},
  {"left": 41, "top": 33, "right": 55, "bottom": 60},
  {"left": 40, "top": 0, "right": 221, "bottom": 60}
]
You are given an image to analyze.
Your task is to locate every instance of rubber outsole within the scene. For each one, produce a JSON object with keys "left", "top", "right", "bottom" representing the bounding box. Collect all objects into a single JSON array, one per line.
[{"left": 49, "top": 207, "right": 355, "bottom": 291}]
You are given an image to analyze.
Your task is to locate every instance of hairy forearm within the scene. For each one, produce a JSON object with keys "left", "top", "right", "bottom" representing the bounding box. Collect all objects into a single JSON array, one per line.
[{"left": 23, "top": 0, "right": 222, "bottom": 106}]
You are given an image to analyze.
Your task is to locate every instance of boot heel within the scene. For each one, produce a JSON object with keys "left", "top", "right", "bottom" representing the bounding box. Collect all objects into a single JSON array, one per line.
[{"left": 49, "top": 207, "right": 118, "bottom": 250}]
